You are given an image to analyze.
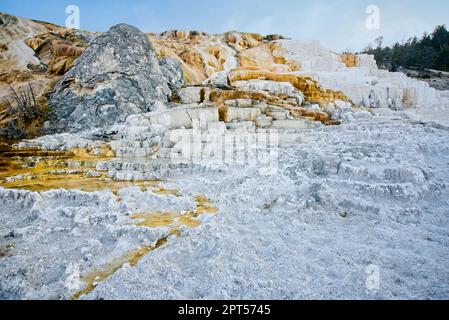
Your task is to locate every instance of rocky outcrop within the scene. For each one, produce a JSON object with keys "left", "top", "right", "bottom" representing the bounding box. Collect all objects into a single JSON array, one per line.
[
  {"left": 48, "top": 24, "right": 183, "bottom": 132},
  {"left": 2, "top": 12, "right": 449, "bottom": 138},
  {"left": 0, "top": 13, "right": 47, "bottom": 72},
  {"left": 149, "top": 30, "right": 261, "bottom": 85},
  {"left": 0, "top": 14, "right": 100, "bottom": 138},
  {"left": 24, "top": 30, "right": 93, "bottom": 76},
  {"left": 280, "top": 40, "right": 444, "bottom": 110},
  {"left": 159, "top": 57, "right": 184, "bottom": 93}
]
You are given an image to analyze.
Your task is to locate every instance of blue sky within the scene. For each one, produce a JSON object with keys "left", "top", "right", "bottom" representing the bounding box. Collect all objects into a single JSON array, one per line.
[{"left": 1, "top": 0, "right": 448, "bottom": 52}]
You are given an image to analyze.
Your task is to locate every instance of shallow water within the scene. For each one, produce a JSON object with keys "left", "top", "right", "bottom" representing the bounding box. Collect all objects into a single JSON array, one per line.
[
  {"left": 0, "top": 143, "right": 162, "bottom": 192},
  {"left": 0, "top": 142, "right": 221, "bottom": 300}
]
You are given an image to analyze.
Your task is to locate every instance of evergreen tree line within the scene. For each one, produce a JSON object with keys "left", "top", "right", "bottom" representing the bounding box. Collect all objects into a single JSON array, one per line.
[{"left": 363, "top": 25, "right": 449, "bottom": 72}]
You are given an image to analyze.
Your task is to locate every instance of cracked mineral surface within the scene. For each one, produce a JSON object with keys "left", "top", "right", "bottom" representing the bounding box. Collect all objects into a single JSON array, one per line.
[{"left": 1, "top": 13, "right": 449, "bottom": 300}]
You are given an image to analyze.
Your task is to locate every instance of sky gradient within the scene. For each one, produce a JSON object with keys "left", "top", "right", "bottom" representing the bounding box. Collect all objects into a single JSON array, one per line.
[{"left": 1, "top": 0, "right": 448, "bottom": 52}]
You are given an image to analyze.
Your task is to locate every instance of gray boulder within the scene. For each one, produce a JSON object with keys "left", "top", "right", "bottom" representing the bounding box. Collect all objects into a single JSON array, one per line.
[
  {"left": 159, "top": 57, "right": 184, "bottom": 93},
  {"left": 48, "top": 24, "right": 183, "bottom": 132}
]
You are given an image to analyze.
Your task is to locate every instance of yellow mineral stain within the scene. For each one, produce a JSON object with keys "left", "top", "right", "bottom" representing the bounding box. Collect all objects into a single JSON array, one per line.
[
  {"left": 226, "top": 69, "right": 350, "bottom": 106},
  {"left": 0, "top": 143, "right": 219, "bottom": 300},
  {"left": 151, "top": 186, "right": 180, "bottom": 196},
  {"left": 238, "top": 42, "right": 299, "bottom": 73},
  {"left": 177, "top": 215, "right": 202, "bottom": 228},
  {"left": 131, "top": 211, "right": 179, "bottom": 228},
  {"left": 70, "top": 145, "right": 116, "bottom": 158},
  {"left": 340, "top": 53, "right": 359, "bottom": 68},
  {"left": 70, "top": 236, "right": 170, "bottom": 300},
  {"left": 194, "top": 196, "right": 219, "bottom": 214},
  {"left": 0, "top": 174, "right": 160, "bottom": 193},
  {"left": 211, "top": 87, "right": 339, "bottom": 124},
  {"left": 0, "top": 144, "right": 163, "bottom": 193},
  {"left": 130, "top": 196, "right": 218, "bottom": 230},
  {"left": 71, "top": 195, "right": 218, "bottom": 300}
]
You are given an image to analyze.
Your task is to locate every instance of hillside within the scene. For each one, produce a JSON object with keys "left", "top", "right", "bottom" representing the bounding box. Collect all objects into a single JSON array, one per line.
[{"left": 1, "top": 12, "right": 447, "bottom": 138}]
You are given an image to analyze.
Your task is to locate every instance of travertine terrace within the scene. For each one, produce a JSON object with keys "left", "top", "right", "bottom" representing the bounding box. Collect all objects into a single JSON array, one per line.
[{"left": 1, "top": 12, "right": 449, "bottom": 300}]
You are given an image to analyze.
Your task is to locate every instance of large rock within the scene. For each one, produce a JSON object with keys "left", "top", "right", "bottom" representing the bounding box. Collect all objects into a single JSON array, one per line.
[
  {"left": 159, "top": 57, "right": 184, "bottom": 92},
  {"left": 48, "top": 24, "right": 183, "bottom": 132}
]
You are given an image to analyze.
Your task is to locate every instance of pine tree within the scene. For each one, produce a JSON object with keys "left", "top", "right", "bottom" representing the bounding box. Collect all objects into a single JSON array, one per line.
[{"left": 362, "top": 25, "right": 449, "bottom": 72}]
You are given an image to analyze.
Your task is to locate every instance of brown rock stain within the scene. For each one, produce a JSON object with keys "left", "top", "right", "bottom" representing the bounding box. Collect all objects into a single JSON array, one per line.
[
  {"left": 228, "top": 69, "right": 349, "bottom": 106},
  {"left": 0, "top": 144, "right": 163, "bottom": 193},
  {"left": 340, "top": 54, "right": 359, "bottom": 68}
]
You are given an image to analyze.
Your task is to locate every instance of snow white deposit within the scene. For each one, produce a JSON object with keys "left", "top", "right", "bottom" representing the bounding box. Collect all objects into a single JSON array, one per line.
[{"left": 0, "top": 12, "right": 449, "bottom": 300}]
